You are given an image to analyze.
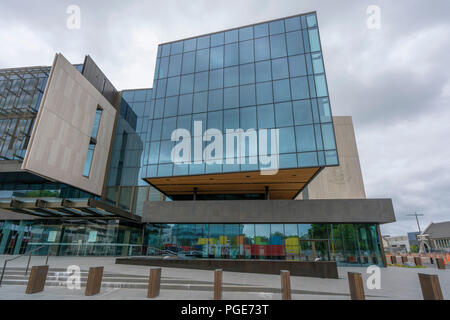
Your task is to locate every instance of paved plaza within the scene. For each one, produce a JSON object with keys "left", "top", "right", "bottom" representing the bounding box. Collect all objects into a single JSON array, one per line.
[{"left": 0, "top": 256, "right": 448, "bottom": 300}]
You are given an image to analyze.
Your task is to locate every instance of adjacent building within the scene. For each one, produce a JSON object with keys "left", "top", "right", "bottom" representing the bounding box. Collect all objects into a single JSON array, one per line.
[
  {"left": 0, "top": 12, "right": 395, "bottom": 266},
  {"left": 420, "top": 222, "right": 450, "bottom": 253}
]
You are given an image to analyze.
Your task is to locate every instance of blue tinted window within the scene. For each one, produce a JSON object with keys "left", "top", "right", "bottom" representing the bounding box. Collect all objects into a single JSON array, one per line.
[
  {"left": 211, "top": 32, "right": 224, "bottom": 47},
  {"left": 302, "top": 29, "right": 310, "bottom": 53},
  {"left": 180, "top": 74, "right": 194, "bottom": 94},
  {"left": 197, "top": 35, "right": 210, "bottom": 49},
  {"left": 196, "top": 49, "right": 210, "bottom": 72},
  {"left": 154, "top": 99, "right": 164, "bottom": 118},
  {"left": 308, "top": 28, "right": 320, "bottom": 52},
  {"left": 177, "top": 115, "right": 192, "bottom": 131},
  {"left": 286, "top": 31, "right": 304, "bottom": 56},
  {"left": 279, "top": 127, "right": 296, "bottom": 153},
  {"left": 224, "top": 87, "right": 239, "bottom": 109},
  {"left": 83, "top": 144, "right": 95, "bottom": 177},
  {"left": 151, "top": 119, "right": 162, "bottom": 141},
  {"left": 257, "top": 104, "right": 275, "bottom": 129},
  {"left": 209, "top": 69, "right": 223, "bottom": 89},
  {"left": 149, "top": 142, "right": 160, "bottom": 164},
  {"left": 224, "top": 108, "right": 239, "bottom": 130},
  {"left": 275, "top": 102, "right": 293, "bottom": 127},
  {"left": 308, "top": 75, "right": 316, "bottom": 98},
  {"left": 193, "top": 92, "right": 208, "bottom": 113},
  {"left": 270, "top": 34, "right": 287, "bottom": 58},
  {"left": 183, "top": 38, "right": 196, "bottom": 52},
  {"left": 240, "top": 84, "right": 256, "bottom": 107},
  {"left": 256, "top": 82, "right": 273, "bottom": 105},
  {"left": 317, "top": 98, "right": 332, "bottom": 123},
  {"left": 210, "top": 46, "right": 224, "bottom": 69},
  {"left": 90, "top": 109, "right": 102, "bottom": 139},
  {"left": 194, "top": 72, "right": 209, "bottom": 92},
  {"left": 178, "top": 94, "right": 193, "bottom": 115},
  {"left": 182, "top": 51, "right": 195, "bottom": 74},
  {"left": 295, "top": 125, "right": 316, "bottom": 152},
  {"left": 254, "top": 23, "right": 269, "bottom": 38},
  {"left": 162, "top": 117, "right": 177, "bottom": 140},
  {"left": 159, "top": 141, "right": 174, "bottom": 163},
  {"left": 325, "top": 150, "right": 338, "bottom": 165},
  {"left": 159, "top": 57, "right": 169, "bottom": 78},
  {"left": 192, "top": 113, "right": 207, "bottom": 135},
  {"left": 171, "top": 41, "right": 183, "bottom": 55},
  {"left": 240, "top": 40, "right": 254, "bottom": 64},
  {"left": 207, "top": 111, "right": 223, "bottom": 131},
  {"left": 224, "top": 66, "right": 239, "bottom": 87},
  {"left": 161, "top": 44, "right": 171, "bottom": 56},
  {"left": 293, "top": 100, "right": 313, "bottom": 125},
  {"left": 269, "top": 20, "right": 285, "bottom": 35},
  {"left": 225, "top": 43, "right": 239, "bottom": 67},
  {"left": 321, "top": 123, "right": 336, "bottom": 150},
  {"left": 285, "top": 17, "right": 301, "bottom": 32},
  {"left": 225, "top": 29, "right": 239, "bottom": 43},
  {"left": 164, "top": 97, "right": 178, "bottom": 117},
  {"left": 311, "top": 53, "right": 324, "bottom": 74},
  {"left": 273, "top": 79, "right": 291, "bottom": 102},
  {"left": 166, "top": 77, "right": 180, "bottom": 96},
  {"left": 314, "top": 75, "right": 328, "bottom": 97},
  {"left": 133, "top": 90, "right": 146, "bottom": 102},
  {"left": 208, "top": 89, "right": 223, "bottom": 111},
  {"left": 271, "top": 58, "right": 289, "bottom": 80},
  {"left": 306, "top": 14, "right": 318, "bottom": 28},
  {"left": 239, "top": 26, "right": 253, "bottom": 41},
  {"left": 240, "top": 107, "right": 256, "bottom": 130},
  {"left": 289, "top": 55, "right": 307, "bottom": 77},
  {"left": 255, "top": 60, "right": 272, "bottom": 82},
  {"left": 240, "top": 63, "right": 255, "bottom": 85},
  {"left": 156, "top": 79, "right": 167, "bottom": 98},
  {"left": 254, "top": 37, "right": 270, "bottom": 61},
  {"left": 314, "top": 124, "right": 323, "bottom": 150},
  {"left": 298, "top": 152, "right": 318, "bottom": 167},
  {"left": 279, "top": 153, "right": 298, "bottom": 169},
  {"left": 291, "top": 77, "right": 309, "bottom": 100},
  {"left": 190, "top": 163, "right": 205, "bottom": 174},
  {"left": 174, "top": 164, "right": 189, "bottom": 176}
]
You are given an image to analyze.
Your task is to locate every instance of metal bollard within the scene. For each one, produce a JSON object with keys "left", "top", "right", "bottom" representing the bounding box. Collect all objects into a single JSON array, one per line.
[
  {"left": 214, "top": 269, "right": 223, "bottom": 300},
  {"left": 348, "top": 272, "right": 365, "bottom": 300},
  {"left": 418, "top": 273, "right": 443, "bottom": 300},
  {"left": 148, "top": 267, "right": 162, "bottom": 298},
  {"left": 280, "top": 270, "right": 292, "bottom": 300}
]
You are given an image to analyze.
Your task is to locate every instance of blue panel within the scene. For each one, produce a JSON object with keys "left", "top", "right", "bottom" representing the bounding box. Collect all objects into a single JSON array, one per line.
[
  {"left": 224, "top": 66, "right": 239, "bottom": 87},
  {"left": 255, "top": 60, "right": 272, "bottom": 82},
  {"left": 275, "top": 102, "right": 293, "bottom": 127},
  {"left": 256, "top": 82, "right": 273, "bottom": 105},
  {"left": 239, "top": 40, "right": 254, "bottom": 64},
  {"left": 295, "top": 125, "right": 316, "bottom": 152},
  {"left": 240, "top": 63, "right": 255, "bottom": 85},
  {"left": 270, "top": 34, "right": 287, "bottom": 58},
  {"left": 254, "top": 37, "right": 270, "bottom": 61},
  {"left": 225, "top": 43, "right": 239, "bottom": 67},
  {"left": 224, "top": 87, "right": 239, "bottom": 109},
  {"left": 240, "top": 84, "right": 256, "bottom": 107},
  {"left": 257, "top": 104, "right": 275, "bottom": 129}
]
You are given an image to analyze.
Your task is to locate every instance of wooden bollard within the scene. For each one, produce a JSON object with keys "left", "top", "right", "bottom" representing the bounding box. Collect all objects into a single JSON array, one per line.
[
  {"left": 214, "top": 269, "right": 223, "bottom": 300},
  {"left": 348, "top": 272, "right": 365, "bottom": 300},
  {"left": 414, "top": 257, "right": 422, "bottom": 266},
  {"left": 436, "top": 258, "right": 446, "bottom": 270},
  {"left": 401, "top": 256, "right": 408, "bottom": 263},
  {"left": 418, "top": 274, "right": 443, "bottom": 300},
  {"left": 85, "top": 266, "right": 104, "bottom": 296},
  {"left": 147, "top": 268, "right": 162, "bottom": 298},
  {"left": 391, "top": 256, "right": 397, "bottom": 264},
  {"left": 280, "top": 270, "right": 292, "bottom": 300},
  {"left": 25, "top": 265, "right": 49, "bottom": 294}
]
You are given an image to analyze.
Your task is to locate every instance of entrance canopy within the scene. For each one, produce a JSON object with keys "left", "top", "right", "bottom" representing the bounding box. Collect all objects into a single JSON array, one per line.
[{"left": 0, "top": 197, "right": 140, "bottom": 222}]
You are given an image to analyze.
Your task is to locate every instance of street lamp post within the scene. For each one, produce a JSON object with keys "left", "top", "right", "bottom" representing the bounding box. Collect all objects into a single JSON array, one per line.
[{"left": 407, "top": 213, "right": 425, "bottom": 254}]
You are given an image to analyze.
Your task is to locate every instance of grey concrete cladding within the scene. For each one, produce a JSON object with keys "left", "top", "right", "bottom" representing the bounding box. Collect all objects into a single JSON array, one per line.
[{"left": 143, "top": 199, "right": 396, "bottom": 224}]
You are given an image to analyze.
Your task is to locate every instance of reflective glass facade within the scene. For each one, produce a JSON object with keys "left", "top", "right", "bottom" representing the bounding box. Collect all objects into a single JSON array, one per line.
[
  {"left": 145, "top": 223, "right": 383, "bottom": 266},
  {"left": 146, "top": 12, "right": 338, "bottom": 178},
  {"left": 0, "top": 220, "right": 143, "bottom": 256}
]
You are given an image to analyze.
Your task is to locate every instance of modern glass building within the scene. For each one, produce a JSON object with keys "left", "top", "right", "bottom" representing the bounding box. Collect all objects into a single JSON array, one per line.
[{"left": 0, "top": 12, "right": 395, "bottom": 267}]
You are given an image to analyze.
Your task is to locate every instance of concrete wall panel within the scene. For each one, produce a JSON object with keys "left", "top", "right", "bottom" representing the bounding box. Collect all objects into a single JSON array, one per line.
[{"left": 21, "top": 54, "right": 117, "bottom": 196}]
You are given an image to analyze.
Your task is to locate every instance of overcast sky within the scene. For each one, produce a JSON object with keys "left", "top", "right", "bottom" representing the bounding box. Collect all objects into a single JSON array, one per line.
[{"left": 1, "top": 0, "right": 449, "bottom": 236}]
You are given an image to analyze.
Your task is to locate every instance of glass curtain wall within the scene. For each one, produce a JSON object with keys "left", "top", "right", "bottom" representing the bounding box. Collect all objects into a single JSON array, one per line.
[{"left": 144, "top": 223, "right": 383, "bottom": 266}]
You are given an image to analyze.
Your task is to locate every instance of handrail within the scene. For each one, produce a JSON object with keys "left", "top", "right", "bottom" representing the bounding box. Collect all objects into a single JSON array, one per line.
[{"left": 0, "top": 245, "right": 49, "bottom": 287}]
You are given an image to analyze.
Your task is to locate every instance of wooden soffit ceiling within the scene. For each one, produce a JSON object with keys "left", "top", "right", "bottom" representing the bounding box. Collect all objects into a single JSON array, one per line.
[{"left": 145, "top": 167, "right": 320, "bottom": 200}]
